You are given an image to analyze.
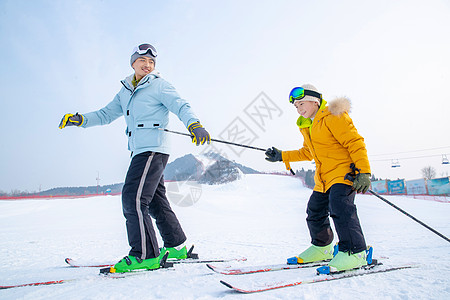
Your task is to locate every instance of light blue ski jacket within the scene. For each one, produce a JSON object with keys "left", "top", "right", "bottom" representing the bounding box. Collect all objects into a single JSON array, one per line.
[{"left": 81, "top": 71, "right": 199, "bottom": 157}]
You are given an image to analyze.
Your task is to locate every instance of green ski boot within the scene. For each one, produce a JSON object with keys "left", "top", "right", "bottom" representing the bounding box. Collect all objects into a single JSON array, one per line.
[
  {"left": 160, "top": 245, "right": 188, "bottom": 260},
  {"left": 287, "top": 243, "right": 336, "bottom": 264},
  {"left": 109, "top": 255, "right": 161, "bottom": 273},
  {"left": 327, "top": 249, "right": 368, "bottom": 272}
]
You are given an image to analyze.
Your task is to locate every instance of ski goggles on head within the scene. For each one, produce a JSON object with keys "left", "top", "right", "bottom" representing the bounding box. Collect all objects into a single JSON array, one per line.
[
  {"left": 289, "top": 87, "right": 322, "bottom": 104},
  {"left": 132, "top": 44, "right": 158, "bottom": 57}
]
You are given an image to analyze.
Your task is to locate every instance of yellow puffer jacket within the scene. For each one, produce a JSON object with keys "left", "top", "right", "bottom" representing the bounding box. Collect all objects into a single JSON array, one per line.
[{"left": 282, "top": 97, "right": 371, "bottom": 193}]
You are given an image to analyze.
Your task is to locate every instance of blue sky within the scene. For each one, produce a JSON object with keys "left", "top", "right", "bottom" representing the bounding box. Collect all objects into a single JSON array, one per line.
[{"left": 1, "top": 0, "right": 449, "bottom": 192}]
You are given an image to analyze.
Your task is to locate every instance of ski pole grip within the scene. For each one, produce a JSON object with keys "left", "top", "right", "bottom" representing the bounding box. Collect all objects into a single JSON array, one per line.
[
  {"left": 344, "top": 173, "right": 355, "bottom": 182},
  {"left": 345, "top": 163, "right": 360, "bottom": 182}
]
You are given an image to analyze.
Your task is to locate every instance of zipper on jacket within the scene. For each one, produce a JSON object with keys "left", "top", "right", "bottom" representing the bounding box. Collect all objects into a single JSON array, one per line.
[
  {"left": 121, "top": 81, "right": 133, "bottom": 93},
  {"left": 121, "top": 74, "right": 154, "bottom": 152}
]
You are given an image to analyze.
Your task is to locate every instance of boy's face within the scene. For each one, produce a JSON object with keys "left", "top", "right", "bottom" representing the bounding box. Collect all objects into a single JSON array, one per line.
[
  {"left": 294, "top": 100, "right": 319, "bottom": 119},
  {"left": 132, "top": 57, "right": 155, "bottom": 80}
]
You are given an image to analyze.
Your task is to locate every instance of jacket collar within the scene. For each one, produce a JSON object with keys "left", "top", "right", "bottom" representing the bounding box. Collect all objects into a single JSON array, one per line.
[{"left": 122, "top": 70, "right": 162, "bottom": 91}]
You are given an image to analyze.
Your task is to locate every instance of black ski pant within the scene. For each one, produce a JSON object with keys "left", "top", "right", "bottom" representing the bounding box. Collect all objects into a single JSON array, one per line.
[
  {"left": 122, "top": 151, "right": 186, "bottom": 260},
  {"left": 306, "top": 183, "right": 366, "bottom": 254}
]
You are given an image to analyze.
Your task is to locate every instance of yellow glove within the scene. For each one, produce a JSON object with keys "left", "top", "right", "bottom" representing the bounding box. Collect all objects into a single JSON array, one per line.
[
  {"left": 59, "top": 113, "right": 84, "bottom": 129},
  {"left": 188, "top": 122, "right": 211, "bottom": 145}
]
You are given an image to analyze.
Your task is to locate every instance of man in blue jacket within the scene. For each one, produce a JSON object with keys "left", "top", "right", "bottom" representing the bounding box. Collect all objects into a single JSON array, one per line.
[{"left": 59, "top": 43, "right": 210, "bottom": 273}]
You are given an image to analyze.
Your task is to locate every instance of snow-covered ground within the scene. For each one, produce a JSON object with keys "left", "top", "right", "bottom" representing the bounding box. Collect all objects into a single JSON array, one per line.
[{"left": 1, "top": 174, "right": 449, "bottom": 299}]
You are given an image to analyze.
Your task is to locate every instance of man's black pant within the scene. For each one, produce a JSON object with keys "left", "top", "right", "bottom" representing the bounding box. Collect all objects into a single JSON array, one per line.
[
  {"left": 306, "top": 183, "right": 366, "bottom": 253},
  {"left": 122, "top": 151, "right": 186, "bottom": 259}
]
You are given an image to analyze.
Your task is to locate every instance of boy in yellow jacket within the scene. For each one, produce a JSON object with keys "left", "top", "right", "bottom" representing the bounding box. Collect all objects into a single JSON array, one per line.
[{"left": 265, "top": 84, "right": 372, "bottom": 272}]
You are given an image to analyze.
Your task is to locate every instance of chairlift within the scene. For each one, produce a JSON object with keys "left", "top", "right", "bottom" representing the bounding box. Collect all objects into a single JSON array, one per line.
[
  {"left": 391, "top": 159, "right": 401, "bottom": 168},
  {"left": 443, "top": 155, "right": 449, "bottom": 165}
]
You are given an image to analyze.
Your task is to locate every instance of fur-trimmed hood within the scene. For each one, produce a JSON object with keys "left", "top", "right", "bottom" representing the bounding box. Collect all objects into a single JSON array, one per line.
[
  {"left": 296, "top": 96, "right": 352, "bottom": 128},
  {"left": 327, "top": 96, "right": 351, "bottom": 116}
]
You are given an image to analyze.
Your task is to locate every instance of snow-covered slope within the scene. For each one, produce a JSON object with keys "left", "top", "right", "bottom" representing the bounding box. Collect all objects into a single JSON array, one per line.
[{"left": 0, "top": 174, "right": 449, "bottom": 299}]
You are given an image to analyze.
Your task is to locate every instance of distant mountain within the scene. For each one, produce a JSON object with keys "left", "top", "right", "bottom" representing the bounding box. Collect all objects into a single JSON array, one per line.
[
  {"left": 163, "top": 154, "right": 204, "bottom": 181},
  {"left": 201, "top": 151, "right": 260, "bottom": 175},
  {"left": 33, "top": 183, "right": 123, "bottom": 197},
  {"left": 5, "top": 152, "right": 260, "bottom": 197},
  {"left": 197, "top": 155, "right": 244, "bottom": 185},
  {"left": 164, "top": 151, "right": 260, "bottom": 185}
]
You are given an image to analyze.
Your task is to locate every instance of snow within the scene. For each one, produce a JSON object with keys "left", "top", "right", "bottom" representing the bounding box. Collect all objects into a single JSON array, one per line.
[{"left": 1, "top": 174, "right": 449, "bottom": 299}]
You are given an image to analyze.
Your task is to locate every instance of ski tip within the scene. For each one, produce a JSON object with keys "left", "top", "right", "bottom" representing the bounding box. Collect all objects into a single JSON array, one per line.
[
  {"left": 219, "top": 281, "right": 251, "bottom": 293},
  {"left": 65, "top": 258, "right": 72, "bottom": 265},
  {"left": 220, "top": 280, "right": 233, "bottom": 289},
  {"left": 0, "top": 280, "right": 68, "bottom": 289},
  {"left": 0, "top": 285, "right": 14, "bottom": 290}
]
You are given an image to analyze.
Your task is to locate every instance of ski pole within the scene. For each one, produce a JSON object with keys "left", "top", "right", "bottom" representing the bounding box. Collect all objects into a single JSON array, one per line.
[
  {"left": 159, "top": 128, "right": 267, "bottom": 152},
  {"left": 345, "top": 163, "right": 450, "bottom": 243},
  {"left": 160, "top": 128, "right": 295, "bottom": 175},
  {"left": 367, "top": 189, "right": 450, "bottom": 243}
]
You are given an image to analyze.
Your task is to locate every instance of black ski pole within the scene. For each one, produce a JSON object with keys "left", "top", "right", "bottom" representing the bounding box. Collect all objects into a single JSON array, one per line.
[
  {"left": 367, "top": 189, "right": 450, "bottom": 243},
  {"left": 346, "top": 163, "right": 450, "bottom": 243},
  {"left": 160, "top": 128, "right": 295, "bottom": 175},
  {"left": 159, "top": 128, "right": 266, "bottom": 151}
]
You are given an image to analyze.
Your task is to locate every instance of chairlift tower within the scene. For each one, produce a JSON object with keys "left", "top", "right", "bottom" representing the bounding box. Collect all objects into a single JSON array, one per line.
[{"left": 96, "top": 171, "right": 100, "bottom": 194}]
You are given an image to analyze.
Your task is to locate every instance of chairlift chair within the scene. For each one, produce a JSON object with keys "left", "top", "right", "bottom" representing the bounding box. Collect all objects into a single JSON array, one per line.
[
  {"left": 443, "top": 154, "right": 449, "bottom": 165},
  {"left": 391, "top": 159, "right": 401, "bottom": 168}
]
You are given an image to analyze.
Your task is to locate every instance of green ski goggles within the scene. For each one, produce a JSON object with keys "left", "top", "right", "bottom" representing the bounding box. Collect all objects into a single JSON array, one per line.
[{"left": 289, "top": 87, "right": 322, "bottom": 104}]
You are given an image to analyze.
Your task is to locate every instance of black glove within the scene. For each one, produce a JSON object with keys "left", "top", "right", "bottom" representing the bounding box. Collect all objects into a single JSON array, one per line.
[
  {"left": 265, "top": 147, "right": 283, "bottom": 162},
  {"left": 353, "top": 173, "right": 371, "bottom": 193},
  {"left": 188, "top": 122, "right": 211, "bottom": 146},
  {"left": 59, "top": 113, "right": 84, "bottom": 129}
]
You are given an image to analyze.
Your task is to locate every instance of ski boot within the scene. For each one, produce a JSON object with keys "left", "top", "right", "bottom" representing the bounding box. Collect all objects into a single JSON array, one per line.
[
  {"left": 101, "top": 252, "right": 170, "bottom": 274},
  {"left": 317, "top": 246, "right": 373, "bottom": 274},
  {"left": 287, "top": 243, "right": 337, "bottom": 265},
  {"left": 159, "top": 244, "right": 198, "bottom": 260}
]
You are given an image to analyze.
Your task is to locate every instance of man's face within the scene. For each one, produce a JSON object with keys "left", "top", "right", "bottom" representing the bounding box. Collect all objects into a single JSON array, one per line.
[
  {"left": 294, "top": 100, "right": 319, "bottom": 119},
  {"left": 132, "top": 56, "right": 155, "bottom": 80}
]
